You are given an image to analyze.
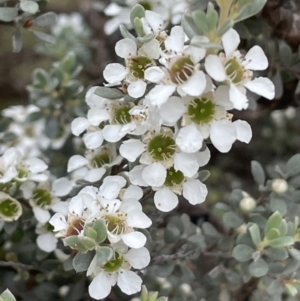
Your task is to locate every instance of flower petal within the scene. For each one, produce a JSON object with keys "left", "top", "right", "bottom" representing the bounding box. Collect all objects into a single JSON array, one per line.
[
  {"left": 165, "top": 25, "right": 185, "bottom": 53},
  {"left": 233, "top": 120, "right": 252, "bottom": 143},
  {"left": 103, "top": 63, "right": 128, "bottom": 83},
  {"left": 120, "top": 139, "right": 145, "bottom": 162},
  {"left": 174, "top": 152, "right": 199, "bottom": 177},
  {"left": 222, "top": 28, "right": 240, "bottom": 56},
  {"left": 122, "top": 231, "right": 146, "bottom": 248},
  {"left": 49, "top": 213, "right": 67, "bottom": 232},
  {"left": 128, "top": 165, "right": 148, "bottom": 186},
  {"left": 180, "top": 70, "right": 206, "bottom": 96},
  {"left": 176, "top": 125, "right": 203, "bottom": 153},
  {"left": 145, "top": 85, "right": 176, "bottom": 107},
  {"left": 229, "top": 84, "right": 249, "bottom": 110},
  {"left": 145, "top": 10, "right": 163, "bottom": 32},
  {"left": 154, "top": 188, "right": 178, "bottom": 212},
  {"left": 33, "top": 207, "right": 51, "bottom": 224},
  {"left": 115, "top": 38, "right": 137, "bottom": 58},
  {"left": 142, "top": 162, "right": 166, "bottom": 187},
  {"left": 159, "top": 96, "right": 185, "bottom": 125},
  {"left": 183, "top": 179, "right": 207, "bottom": 205},
  {"left": 244, "top": 46, "right": 268, "bottom": 70},
  {"left": 37, "top": 233, "right": 58, "bottom": 253},
  {"left": 71, "top": 117, "right": 89, "bottom": 136},
  {"left": 126, "top": 209, "right": 152, "bottom": 228},
  {"left": 68, "top": 155, "right": 88, "bottom": 172},
  {"left": 102, "top": 125, "right": 125, "bottom": 143},
  {"left": 83, "top": 131, "right": 104, "bottom": 149},
  {"left": 84, "top": 168, "right": 106, "bottom": 183},
  {"left": 89, "top": 272, "right": 111, "bottom": 300},
  {"left": 205, "top": 55, "right": 226, "bottom": 82},
  {"left": 87, "top": 108, "right": 110, "bottom": 126},
  {"left": 124, "top": 247, "right": 150, "bottom": 269},
  {"left": 244, "top": 77, "right": 275, "bottom": 100},
  {"left": 214, "top": 85, "right": 234, "bottom": 110},
  {"left": 128, "top": 80, "right": 147, "bottom": 98},
  {"left": 117, "top": 269, "right": 142, "bottom": 295},
  {"left": 52, "top": 178, "right": 73, "bottom": 197},
  {"left": 144, "top": 66, "right": 165, "bottom": 83}
]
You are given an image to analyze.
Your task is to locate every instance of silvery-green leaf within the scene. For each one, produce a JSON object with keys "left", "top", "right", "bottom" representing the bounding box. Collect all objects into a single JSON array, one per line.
[
  {"left": 92, "top": 219, "right": 107, "bottom": 243},
  {"left": 265, "top": 247, "right": 288, "bottom": 260},
  {"left": 286, "top": 154, "right": 300, "bottom": 177},
  {"left": 0, "top": 118, "right": 11, "bottom": 132},
  {"left": 148, "top": 292, "right": 158, "bottom": 301},
  {"left": 268, "top": 236, "right": 294, "bottom": 248},
  {"left": 223, "top": 211, "right": 243, "bottom": 228},
  {"left": 130, "top": 4, "right": 145, "bottom": 26},
  {"left": 289, "top": 248, "right": 300, "bottom": 261},
  {"left": 20, "top": 1, "right": 39, "bottom": 14},
  {"left": 251, "top": 160, "right": 265, "bottom": 185},
  {"left": 0, "top": 7, "right": 18, "bottom": 22},
  {"left": 249, "top": 224, "right": 261, "bottom": 246},
  {"left": 267, "top": 280, "right": 284, "bottom": 295},
  {"left": 279, "top": 40, "right": 292, "bottom": 68},
  {"left": 137, "top": 33, "right": 155, "bottom": 44},
  {"left": 265, "top": 211, "right": 282, "bottom": 238},
  {"left": 206, "top": 3, "right": 218, "bottom": 31},
  {"left": 181, "top": 13, "right": 198, "bottom": 38},
  {"left": 193, "top": 10, "right": 209, "bottom": 33},
  {"left": 282, "top": 259, "right": 300, "bottom": 275},
  {"left": 285, "top": 284, "right": 298, "bottom": 297},
  {"left": 34, "top": 12, "right": 57, "bottom": 27},
  {"left": 32, "top": 31, "right": 56, "bottom": 44},
  {"left": 270, "top": 197, "right": 287, "bottom": 216},
  {"left": 84, "top": 226, "right": 97, "bottom": 240},
  {"left": 0, "top": 289, "right": 16, "bottom": 301},
  {"left": 133, "top": 17, "right": 145, "bottom": 37},
  {"left": 164, "top": 223, "right": 180, "bottom": 243},
  {"left": 202, "top": 222, "right": 220, "bottom": 238},
  {"left": 191, "top": 41, "right": 222, "bottom": 49},
  {"left": 62, "top": 52, "right": 76, "bottom": 72},
  {"left": 234, "top": 0, "right": 267, "bottom": 23},
  {"left": 12, "top": 27, "right": 22, "bottom": 53},
  {"left": 198, "top": 170, "right": 210, "bottom": 182},
  {"left": 94, "top": 86, "right": 124, "bottom": 99},
  {"left": 232, "top": 244, "right": 254, "bottom": 262},
  {"left": 25, "top": 111, "right": 42, "bottom": 123},
  {"left": 72, "top": 252, "right": 94, "bottom": 273},
  {"left": 271, "top": 70, "right": 283, "bottom": 99},
  {"left": 96, "top": 246, "right": 114, "bottom": 266},
  {"left": 248, "top": 258, "right": 268, "bottom": 277},
  {"left": 119, "top": 24, "right": 136, "bottom": 41},
  {"left": 63, "top": 236, "right": 97, "bottom": 253}
]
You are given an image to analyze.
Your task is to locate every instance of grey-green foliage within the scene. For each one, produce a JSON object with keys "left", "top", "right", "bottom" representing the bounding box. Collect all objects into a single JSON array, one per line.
[
  {"left": 0, "top": 289, "right": 16, "bottom": 301},
  {"left": 0, "top": 0, "right": 57, "bottom": 52}
]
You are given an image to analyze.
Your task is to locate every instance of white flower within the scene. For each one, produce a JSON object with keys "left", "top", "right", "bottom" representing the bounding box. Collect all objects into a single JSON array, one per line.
[
  {"left": 88, "top": 244, "right": 150, "bottom": 299},
  {"left": 67, "top": 144, "right": 122, "bottom": 183},
  {"left": 0, "top": 148, "right": 18, "bottom": 183},
  {"left": 2, "top": 105, "right": 40, "bottom": 123},
  {"left": 205, "top": 28, "right": 275, "bottom": 110}
]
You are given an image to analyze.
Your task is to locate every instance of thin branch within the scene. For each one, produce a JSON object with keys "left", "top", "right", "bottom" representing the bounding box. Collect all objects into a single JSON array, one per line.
[{"left": 0, "top": 260, "right": 48, "bottom": 273}]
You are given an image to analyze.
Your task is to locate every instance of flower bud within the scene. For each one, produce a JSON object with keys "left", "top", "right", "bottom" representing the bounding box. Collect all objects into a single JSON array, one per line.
[
  {"left": 272, "top": 179, "right": 288, "bottom": 194},
  {"left": 180, "top": 283, "right": 192, "bottom": 294},
  {"left": 239, "top": 197, "right": 256, "bottom": 213},
  {"left": 237, "top": 223, "right": 247, "bottom": 234}
]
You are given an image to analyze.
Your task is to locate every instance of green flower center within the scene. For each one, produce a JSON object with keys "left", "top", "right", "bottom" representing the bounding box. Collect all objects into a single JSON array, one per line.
[
  {"left": 140, "top": 1, "right": 152, "bottom": 10},
  {"left": 104, "top": 252, "right": 123, "bottom": 272},
  {"left": 187, "top": 97, "right": 216, "bottom": 125},
  {"left": 17, "top": 169, "right": 28, "bottom": 179},
  {"left": 170, "top": 57, "right": 194, "bottom": 84},
  {"left": 104, "top": 215, "right": 126, "bottom": 235},
  {"left": 129, "top": 56, "right": 152, "bottom": 79},
  {"left": 113, "top": 107, "right": 132, "bottom": 125},
  {"left": 225, "top": 59, "right": 244, "bottom": 84},
  {"left": 33, "top": 189, "right": 52, "bottom": 208},
  {"left": 91, "top": 154, "right": 111, "bottom": 168},
  {"left": 0, "top": 199, "right": 20, "bottom": 218},
  {"left": 147, "top": 134, "right": 176, "bottom": 162},
  {"left": 164, "top": 167, "right": 184, "bottom": 187},
  {"left": 66, "top": 218, "right": 84, "bottom": 236},
  {"left": 25, "top": 126, "right": 34, "bottom": 137}
]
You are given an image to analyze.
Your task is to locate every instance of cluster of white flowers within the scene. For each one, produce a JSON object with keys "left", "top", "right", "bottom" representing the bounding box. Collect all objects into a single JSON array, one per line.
[
  {"left": 49, "top": 177, "right": 151, "bottom": 299},
  {"left": 103, "top": 0, "right": 189, "bottom": 35}
]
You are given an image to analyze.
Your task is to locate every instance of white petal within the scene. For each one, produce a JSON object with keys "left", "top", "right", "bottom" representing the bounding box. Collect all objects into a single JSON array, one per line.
[
  {"left": 210, "top": 120, "right": 236, "bottom": 153},
  {"left": 145, "top": 10, "right": 163, "bottom": 31},
  {"left": 103, "top": 175, "right": 126, "bottom": 188},
  {"left": 122, "top": 231, "right": 146, "bottom": 248},
  {"left": 142, "top": 163, "right": 166, "bottom": 187},
  {"left": 244, "top": 46, "right": 268, "bottom": 70},
  {"left": 120, "top": 139, "right": 145, "bottom": 162},
  {"left": 102, "top": 125, "right": 124, "bottom": 143},
  {"left": 26, "top": 158, "right": 48, "bottom": 173},
  {"left": 33, "top": 207, "right": 51, "bottom": 224},
  {"left": 104, "top": 2, "right": 121, "bottom": 16},
  {"left": 51, "top": 201, "right": 70, "bottom": 215},
  {"left": 244, "top": 77, "right": 275, "bottom": 100},
  {"left": 124, "top": 247, "right": 150, "bottom": 269},
  {"left": 117, "top": 270, "right": 142, "bottom": 295},
  {"left": 165, "top": 26, "right": 185, "bottom": 53},
  {"left": 83, "top": 131, "right": 104, "bottom": 149},
  {"left": 49, "top": 213, "right": 67, "bottom": 232},
  {"left": 180, "top": 70, "right": 206, "bottom": 96},
  {"left": 160, "top": 96, "right": 185, "bottom": 125},
  {"left": 233, "top": 120, "right": 252, "bottom": 143},
  {"left": 141, "top": 39, "right": 160, "bottom": 59},
  {"left": 71, "top": 117, "right": 89, "bottom": 136},
  {"left": 128, "top": 165, "right": 148, "bottom": 187},
  {"left": 103, "top": 63, "right": 128, "bottom": 83},
  {"left": 229, "top": 84, "right": 249, "bottom": 110},
  {"left": 128, "top": 80, "right": 147, "bottom": 98},
  {"left": 123, "top": 185, "right": 143, "bottom": 201},
  {"left": 190, "top": 35, "right": 209, "bottom": 63},
  {"left": 87, "top": 108, "right": 110, "bottom": 126},
  {"left": 205, "top": 55, "right": 226, "bottom": 82},
  {"left": 20, "top": 181, "right": 35, "bottom": 199},
  {"left": 183, "top": 179, "right": 207, "bottom": 205},
  {"left": 145, "top": 85, "right": 176, "bottom": 107},
  {"left": 222, "top": 28, "right": 240, "bottom": 57},
  {"left": 174, "top": 152, "right": 199, "bottom": 177},
  {"left": 30, "top": 174, "right": 48, "bottom": 182},
  {"left": 144, "top": 66, "right": 165, "bottom": 83},
  {"left": 68, "top": 155, "right": 88, "bottom": 172},
  {"left": 100, "top": 180, "right": 121, "bottom": 199},
  {"left": 214, "top": 85, "right": 234, "bottom": 110},
  {"left": 37, "top": 233, "right": 58, "bottom": 253},
  {"left": 89, "top": 272, "right": 111, "bottom": 300},
  {"left": 52, "top": 178, "right": 73, "bottom": 197},
  {"left": 154, "top": 188, "right": 178, "bottom": 212},
  {"left": 0, "top": 167, "right": 17, "bottom": 183},
  {"left": 176, "top": 125, "right": 203, "bottom": 153},
  {"left": 84, "top": 168, "right": 106, "bottom": 182},
  {"left": 195, "top": 147, "right": 211, "bottom": 167},
  {"left": 115, "top": 38, "right": 137, "bottom": 58},
  {"left": 126, "top": 209, "right": 152, "bottom": 228}
]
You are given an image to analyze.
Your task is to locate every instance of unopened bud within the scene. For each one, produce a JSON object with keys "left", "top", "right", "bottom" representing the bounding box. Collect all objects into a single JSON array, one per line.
[
  {"left": 237, "top": 223, "right": 247, "bottom": 234},
  {"left": 180, "top": 283, "right": 191, "bottom": 294},
  {"left": 272, "top": 179, "right": 288, "bottom": 194},
  {"left": 239, "top": 197, "right": 256, "bottom": 212}
]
